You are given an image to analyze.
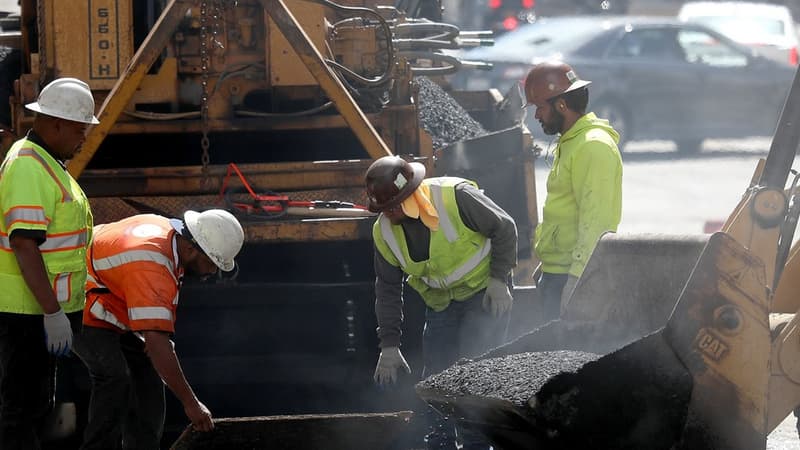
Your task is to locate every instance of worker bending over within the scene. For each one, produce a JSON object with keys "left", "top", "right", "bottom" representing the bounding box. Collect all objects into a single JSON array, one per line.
[
  {"left": 72, "top": 210, "right": 244, "bottom": 449},
  {"left": 367, "top": 155, "right": 517, "bottom": 450}
]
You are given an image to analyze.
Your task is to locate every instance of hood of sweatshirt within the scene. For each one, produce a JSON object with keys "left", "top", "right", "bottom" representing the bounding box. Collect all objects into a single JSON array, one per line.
[{"left": 560, "top": 112, "right": 620, "bottom": 145}]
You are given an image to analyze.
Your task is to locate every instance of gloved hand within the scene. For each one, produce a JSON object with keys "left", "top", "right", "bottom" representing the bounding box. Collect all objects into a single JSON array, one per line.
[
  {"left": 373, "top": 346, "right": 411, "bottom": 386},
  {"left": 43, "top": 308, "right": 73, "bottom": 356},
  {"left": 482, "top": 277, "right": 513, "bottom": 317}
]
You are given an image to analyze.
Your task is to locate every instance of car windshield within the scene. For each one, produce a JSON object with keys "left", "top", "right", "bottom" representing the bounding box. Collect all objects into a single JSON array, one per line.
[
  {"left": 465, "top": 18, "right": 605, "bottom": 62},
  {"left": 691, "top": 16, "right": 786, "bottom": 42}
]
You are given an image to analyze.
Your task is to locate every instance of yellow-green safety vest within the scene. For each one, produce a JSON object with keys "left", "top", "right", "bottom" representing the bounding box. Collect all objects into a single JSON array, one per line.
[
  {"left": 373, "top": 177, "right": 491, "bottom": 312},
  {"left": 0, "top": 139, "right": 93, "bottom": 314}
]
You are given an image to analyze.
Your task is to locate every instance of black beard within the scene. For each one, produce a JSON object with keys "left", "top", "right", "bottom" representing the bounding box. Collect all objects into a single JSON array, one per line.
[{"left": 542, "top": 108, "right": 565, "bottom": 135}]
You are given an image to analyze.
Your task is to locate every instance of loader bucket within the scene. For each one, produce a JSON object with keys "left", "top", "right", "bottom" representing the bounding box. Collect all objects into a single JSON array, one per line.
[
  {"left": 484, "top": 233, "right": 707, "bottom": 359},
  {"left": 417, "top": 232, "right": 771, "bottom": 449},
  {"left": 417, "top": 334, "right": 692, "bottom": 449}
]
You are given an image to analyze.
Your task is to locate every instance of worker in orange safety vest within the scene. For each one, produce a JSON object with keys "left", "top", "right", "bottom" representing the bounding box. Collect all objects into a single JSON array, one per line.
[{"left": 71, "top": 210, "right": 244, "bottom": 449}]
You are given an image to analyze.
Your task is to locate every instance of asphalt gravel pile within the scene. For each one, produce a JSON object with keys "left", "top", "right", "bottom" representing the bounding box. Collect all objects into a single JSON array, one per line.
[
  {"left": 415, "top": 76, "right": 487, "bottom": 150},
  {"left": 417, "top": 333, "right": 694, "bottom": 450},
  {"left": 418, "top": 351, "right": 599, "bottom": 408}
]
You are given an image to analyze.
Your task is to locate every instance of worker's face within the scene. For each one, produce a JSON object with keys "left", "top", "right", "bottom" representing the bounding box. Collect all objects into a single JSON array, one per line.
[
  {"left": 185, "top": 247, "right": 220, "bottom": 281},
  {"left": 530, "top": 97, "right": 565, "bottom": 136},
  {"left": 53, "top": 119, "right": 89, "bottom": 160},
  {"left": 382, "top": 204, "right": 406, "bottom": 225}
]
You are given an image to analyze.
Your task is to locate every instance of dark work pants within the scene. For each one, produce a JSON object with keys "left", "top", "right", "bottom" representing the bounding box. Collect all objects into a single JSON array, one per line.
[
  {"left": 72, "top": 326, "right": 165, "bottom": 450},
  {"left": 422, "top": 290, "right": 510, "bottom": 450},
  {"left": 0, "top": 310, "right": 82, "bottom": 450},
  {"left": 537, "top": 272, "right": 568, "bottom": 322}
]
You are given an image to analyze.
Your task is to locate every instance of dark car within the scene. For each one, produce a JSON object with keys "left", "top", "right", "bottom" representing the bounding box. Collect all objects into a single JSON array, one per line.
[
  {"left": 452, "top": 16, "right": 795, "bottom": 153},
  {"left": 457, "top": 0, "right": 629, "bottom": 37}
]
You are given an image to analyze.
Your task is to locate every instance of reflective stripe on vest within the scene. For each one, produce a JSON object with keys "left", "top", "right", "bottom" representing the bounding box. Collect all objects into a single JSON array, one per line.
[
  {"left": 0, "top": 229, "right": 88, "bottom": 253},
  {"left": 40, "top": 229, "right": 88, "bottom": 252},
  {"left": 430, "top": 184, "right": 457, "bottom": 242},
  {"left": 93, "top": 250, "right": 178, "bottom": 285},
  {"left": 419, "top": 239, "right": 491, "bottom": 289},
  {"left": 16, "top": 149, "right": 73, "bottom": 202},
  {"left": 380, "top": 217, "right": 406, "bottom": 267},
  {"left": 86, "top": 273, "right": 106, "bottom": 289},
  {"left": 90, "top": 301, "right": 129, "bottom": 331},
  {"left": 54, "top": 273, "right": 71, "bottom": 302},
  {"left": 129, "top": 306, "right": 173, "bottom": 322},
  {"left": 4, "top": 206, "right": 47, "bottom": 229}
]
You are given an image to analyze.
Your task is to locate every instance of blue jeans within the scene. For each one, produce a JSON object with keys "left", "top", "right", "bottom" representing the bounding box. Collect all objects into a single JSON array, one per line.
[
  {"left": 422, "top": 289, "right": 510, "bottom": 450},
  {"left": 537, "top": 272, "right": 567, "bottom": 322},
  {"left": 72, "top": 326, "right": 165, "bottom": 450}
]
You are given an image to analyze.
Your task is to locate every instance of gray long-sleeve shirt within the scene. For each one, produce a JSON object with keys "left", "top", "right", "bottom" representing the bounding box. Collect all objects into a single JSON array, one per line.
[{"left": 374, "top": 181, "right": 518, "bottom": 348}]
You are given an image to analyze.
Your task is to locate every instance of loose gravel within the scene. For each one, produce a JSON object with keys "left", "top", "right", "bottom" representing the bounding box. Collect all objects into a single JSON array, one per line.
[
  {"left": 415, "top": 76, "right": 487, "bottom": 150},
  {"left": 417, "top": 350, "right": 600, "bottom": 407}
]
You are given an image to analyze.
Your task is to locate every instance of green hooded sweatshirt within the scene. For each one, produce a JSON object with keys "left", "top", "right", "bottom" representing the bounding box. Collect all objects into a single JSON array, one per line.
[{"left": 534, "top": 112, "right": 622, "bottom": 277}]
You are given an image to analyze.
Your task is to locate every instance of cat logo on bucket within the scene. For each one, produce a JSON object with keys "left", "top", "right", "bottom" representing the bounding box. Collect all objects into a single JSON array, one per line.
[{"left": 695, "top": 328, "right": 729, "bottom": 361}]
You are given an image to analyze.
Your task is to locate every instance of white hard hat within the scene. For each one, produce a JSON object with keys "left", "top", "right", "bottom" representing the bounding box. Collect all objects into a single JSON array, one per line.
[
  {"left": 182, "top": 209, "right": 244, "bottom": 272},
  {"left": 25, "top": 77, "right": 100, "bottom": 124}
]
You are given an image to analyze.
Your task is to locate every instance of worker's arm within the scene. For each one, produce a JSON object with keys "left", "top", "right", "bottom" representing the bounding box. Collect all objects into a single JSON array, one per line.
[
  {"left": 454, "top": 183, "right": 518, "bottom": 279},
  {"left": 11, "top": 231, "right": 75, "bottom": 355},
  {"left": 2, "top": 154, "right": 59, "bottom": 312},
  {"left": 372, "top": 246, "right": 412, "bottom": 384},
  {"left": 142, "top": 330, "right": 214, "bottom": 432},
  {"left": 374, "top": 248, "right": 405, "bottom": 348},
  {"left": 570, "top": 140, "right": 623, "bottom": 277},
  {"left": 10, "top": 232, "right": 59, "bottom": 314}
]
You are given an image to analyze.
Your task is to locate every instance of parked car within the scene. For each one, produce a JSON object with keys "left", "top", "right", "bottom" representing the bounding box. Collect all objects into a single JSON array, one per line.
[
  {"left": 678, "top": 1, "right": 799, "bottom": 66},
  {"left": 452, "top": 0, "right": 629, "bottom": 36},
  {"left": 451, "top": 16, "right": 795, "bottom": 153}
]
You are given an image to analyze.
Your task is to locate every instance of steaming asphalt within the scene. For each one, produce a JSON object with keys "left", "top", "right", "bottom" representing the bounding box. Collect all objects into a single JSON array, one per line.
[{"left": 534, "top": 136, "right": 798, "bottom": 447}]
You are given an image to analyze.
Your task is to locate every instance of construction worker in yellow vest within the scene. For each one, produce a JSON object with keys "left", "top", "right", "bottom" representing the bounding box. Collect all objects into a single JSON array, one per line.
[
  {"left": 366, "top": 155, "right": 517, "bottom": 450},
  {"left": 0, "top": 78, "right": 97, "bottom": 450}
]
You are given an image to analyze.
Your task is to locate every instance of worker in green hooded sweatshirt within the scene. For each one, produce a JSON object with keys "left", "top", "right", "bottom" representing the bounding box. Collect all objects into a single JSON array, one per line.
[{"left": 524, "top": 61, "right": 623, "bottom": 321}]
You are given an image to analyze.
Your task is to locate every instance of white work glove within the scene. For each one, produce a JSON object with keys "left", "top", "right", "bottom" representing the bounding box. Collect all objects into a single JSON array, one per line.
[
  {"left": 43, "top": 309, "right": 73, "bottom": 356},
  {"left": 374, "top": 346, "right": 411, "bottom": 386},
  {"left": 482, "top": 277, "right": 513, "bottom": 317}
]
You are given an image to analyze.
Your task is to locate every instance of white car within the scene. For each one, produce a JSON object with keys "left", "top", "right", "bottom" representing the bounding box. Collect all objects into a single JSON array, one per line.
[{"left": 678, "top": 1, "right": 799, "bottom": 66}]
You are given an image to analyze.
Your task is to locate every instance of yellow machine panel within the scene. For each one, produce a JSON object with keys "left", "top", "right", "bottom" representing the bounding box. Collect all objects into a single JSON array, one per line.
[
  {"left": 49, "top": 0, "right": 133, "bottom": 90},
  {"left": 268, "top": 0, "right": 327, "bottom": 86}
]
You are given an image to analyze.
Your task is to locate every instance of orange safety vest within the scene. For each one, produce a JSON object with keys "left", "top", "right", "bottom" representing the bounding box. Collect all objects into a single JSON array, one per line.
[{"left": 83, "top": 214, "right": 184, "bottom": 333}]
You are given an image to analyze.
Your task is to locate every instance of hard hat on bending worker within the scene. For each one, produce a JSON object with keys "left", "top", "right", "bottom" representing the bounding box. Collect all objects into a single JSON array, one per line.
[
  {"left": 170, "top": 209, "right": 245, "bottom": 274},
  {"left": 365, "top": 155, "right": 427, "bottom": 225},
  {"left": 524, "top": 61, "right": 591, "bottom": 136}
]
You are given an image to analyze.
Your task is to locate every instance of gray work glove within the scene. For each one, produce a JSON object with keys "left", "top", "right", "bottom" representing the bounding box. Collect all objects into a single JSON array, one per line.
[
  {"left": 374, "top": 346, "right": 411, "bottom": 386},
  {"left": 43, "top": 309, "right": 73, "bottom": 356},
  {"left": 482, "top": 277, "right": 513, "bottom": 317},
  {"left": 560, "top": 274, "right": 579, "bottom": 315}
]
